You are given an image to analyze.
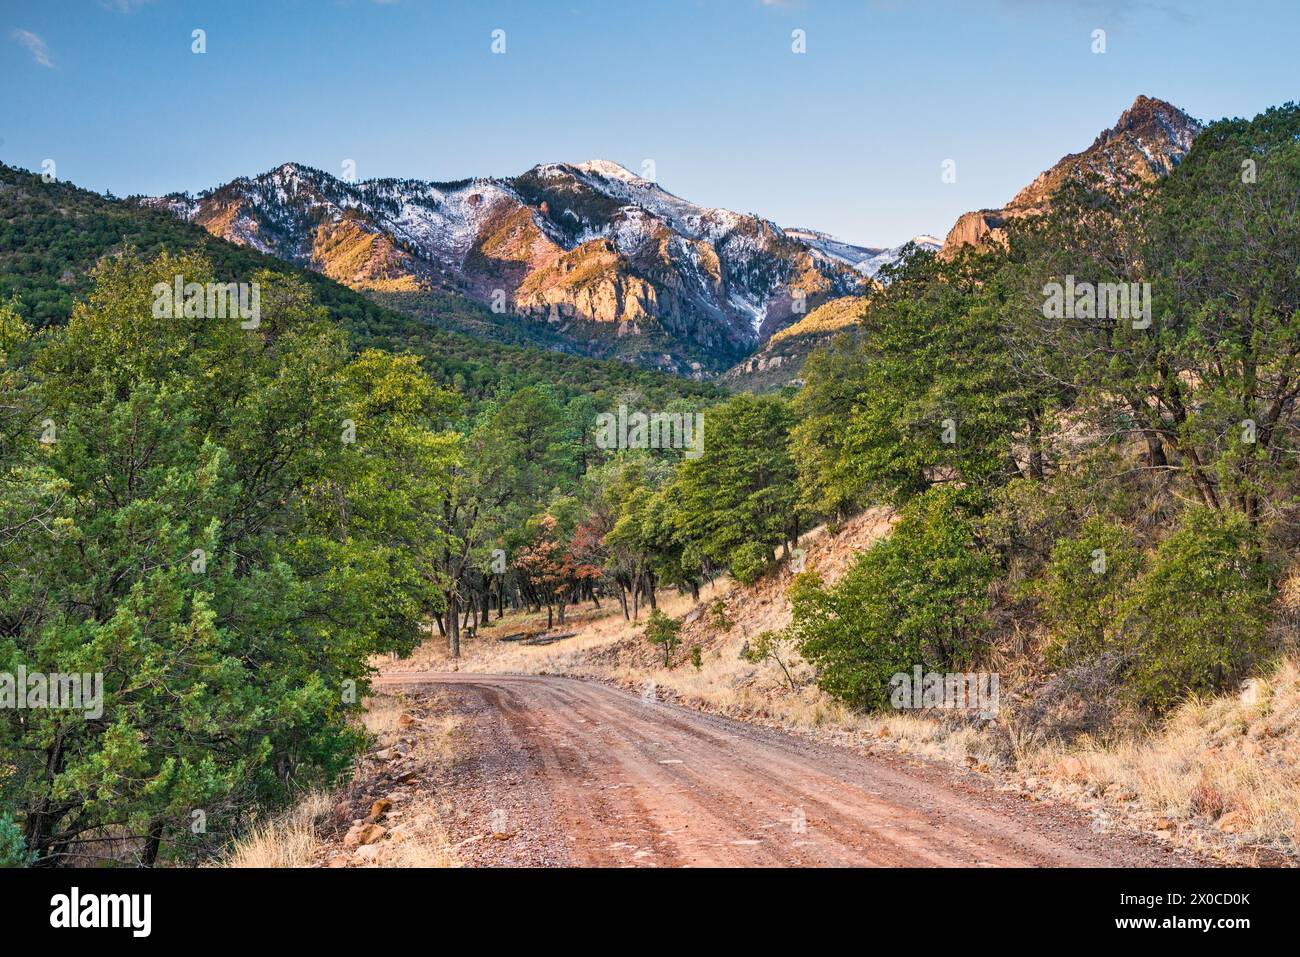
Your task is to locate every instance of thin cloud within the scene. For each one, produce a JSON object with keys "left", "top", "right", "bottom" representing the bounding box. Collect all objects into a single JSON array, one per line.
[{"left": 11, "top": 29, "right": 52, "bottom": 68}]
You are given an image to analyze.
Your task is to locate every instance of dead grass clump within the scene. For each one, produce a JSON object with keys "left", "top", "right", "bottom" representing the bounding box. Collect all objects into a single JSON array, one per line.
[{"left": 223, "top": 791, "right": 334, "bottom": 868}]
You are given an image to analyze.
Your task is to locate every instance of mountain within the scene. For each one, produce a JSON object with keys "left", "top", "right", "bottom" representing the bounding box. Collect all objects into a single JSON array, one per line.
[
  {"left": 855, "top": 234, "right": 942, "bottom": 277},
  {"left": 940, "top": 95, "right": 1201, "bottom": 256},
  {"left": 784, "top": 229, "right": 941, "bottom": 278},
  {"left": 145, "top": 160, "right": 868, "bottom": 376},
  {"left": 0, "top": 161, "right": 721, "bottom": 409},
  {"left": 722, "top": 97, "right": 1199, "bottom": 390},
  {"left": 721, "top": 235, "right": 940, "bottom": 391},
  {"left": 721, "top": 295, "right": 871, "bottom": 393}
]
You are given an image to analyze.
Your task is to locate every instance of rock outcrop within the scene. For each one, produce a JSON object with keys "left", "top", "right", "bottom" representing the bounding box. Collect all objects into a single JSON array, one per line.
[{"left": 940, "top": 95, "right": 1202, "bottom": 257}]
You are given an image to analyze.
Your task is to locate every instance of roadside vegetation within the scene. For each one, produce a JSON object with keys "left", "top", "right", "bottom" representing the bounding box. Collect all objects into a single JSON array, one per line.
[{"left": 3, "top": 102, "right": 1298, "bottom": 865}]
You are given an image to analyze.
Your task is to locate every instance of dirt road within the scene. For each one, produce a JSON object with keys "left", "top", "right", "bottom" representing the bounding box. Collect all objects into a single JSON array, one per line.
[{"left": 374, "top": 671, "right": 1204, "bottom": 868}]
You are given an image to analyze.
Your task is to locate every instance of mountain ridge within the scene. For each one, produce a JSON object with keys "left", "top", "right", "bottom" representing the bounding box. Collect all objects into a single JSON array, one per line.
[
  {"left": 940, "top": 95, "right": 1201, "bottom": 256},
  {"left": 137, "top": 95, "right": 1201, "bottom": 381},
  {"left": 145, "top": 159, "right": 873, "bottom": 375}
]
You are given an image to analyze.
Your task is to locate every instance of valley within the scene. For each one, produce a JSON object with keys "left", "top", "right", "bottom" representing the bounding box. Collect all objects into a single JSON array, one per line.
[{"left": 3, "top": 3, "right": 1297, "bottom": 888}]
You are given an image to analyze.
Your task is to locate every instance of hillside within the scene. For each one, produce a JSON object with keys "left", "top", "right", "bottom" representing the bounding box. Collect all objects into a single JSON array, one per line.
[
  {"left": 721, "top": 295, "right": 870, "bottom": 392},
  {"left": 0, "top": 162, "right": 721, "bottom": 408},
  {"left": 386, "top": 503, "right": 1300, "bottom": 865}
]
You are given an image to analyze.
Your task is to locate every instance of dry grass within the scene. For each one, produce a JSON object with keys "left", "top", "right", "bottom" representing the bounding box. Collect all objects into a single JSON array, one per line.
[
  {"left": 337, "top": 690, "right": 460, "bottom": 868},
  {"left": 223, "top": 689, "right": 461, "bottom": 868},
  {"left": 224, "top": 791, "right": 335, "bottom": 868},
  {"left": 1028, "top": 657, "right": 1300, "bottom": 856}
]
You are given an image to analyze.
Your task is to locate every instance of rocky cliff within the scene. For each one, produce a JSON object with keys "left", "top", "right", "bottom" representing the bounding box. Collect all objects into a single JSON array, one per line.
[{"left": 939, "top": 96, "right": 1201, "bottom": 257}]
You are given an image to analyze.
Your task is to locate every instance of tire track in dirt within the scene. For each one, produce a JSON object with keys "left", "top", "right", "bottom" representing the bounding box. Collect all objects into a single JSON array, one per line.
[{"left": 375, "top": 671, "right": 1209, "bottom": 868}]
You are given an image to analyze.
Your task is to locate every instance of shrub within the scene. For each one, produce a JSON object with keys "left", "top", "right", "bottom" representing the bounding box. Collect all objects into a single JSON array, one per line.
[
  {"left": 644, "top": 609, "right": 682, "bottom": 667},
  {"left": 1039, "top": 516, "right": 1144, "bottom": 664},
  {"left": 1115, "top": 508, "right": 1274, "bottom": 710},
  {"left": 709, "top": 599, "right": 732, "bottom": 631},
  {"left": 0, "top": 816, "right": 29, "bottom": 868},
  {"left": 729, "top": 541, "right": 772, "bottom": 586},
  {"left": 787, "top": 487, "right": 996, "bottom": 711},
  {"left": 745, "top": 629, "right": 797, "bottom": 690}
]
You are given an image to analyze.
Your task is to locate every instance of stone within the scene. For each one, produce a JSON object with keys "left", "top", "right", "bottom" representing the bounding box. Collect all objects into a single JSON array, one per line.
[{"left": 344, "top": 822, "right": 386, "bottom": 847}]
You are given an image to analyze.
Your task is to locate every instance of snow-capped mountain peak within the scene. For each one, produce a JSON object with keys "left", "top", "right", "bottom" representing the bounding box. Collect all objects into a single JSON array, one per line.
[
  {"left": 574, "top": 159, "right": 648, "bottom": 184},
  {"left": 784, "top": 228, "right": 940, "bottom": 279},
  {"left": 147, "top": 159, "right": 887, "bottom": 374}
]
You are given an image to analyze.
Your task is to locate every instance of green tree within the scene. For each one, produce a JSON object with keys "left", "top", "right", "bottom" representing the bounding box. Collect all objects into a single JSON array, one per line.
[
  {"left": 787, "top": 487, "right": 996, "bottom": 711},
  {"left": 670, "top": 393, "right": 799, "bottom": 584},
  {"left": 644, "top": 609, "right": 681, "bottom": 667},
  {"left": 794, "top": 249, "right": 1046, "bottom": 514},
  {"left": 0, "top": 252, "right": 459, "bottom": 865},
  {"left": 429, "top": 385, "right": 568, "bottom": 656},
  {"left": 1116, "top": 508, "right": 1274, "bottom": 710}
]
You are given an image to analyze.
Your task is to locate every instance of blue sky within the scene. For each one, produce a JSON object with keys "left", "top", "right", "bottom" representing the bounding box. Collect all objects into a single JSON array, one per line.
[{"left": 3, "top": 0, "right": 1297, "bottom": 246}]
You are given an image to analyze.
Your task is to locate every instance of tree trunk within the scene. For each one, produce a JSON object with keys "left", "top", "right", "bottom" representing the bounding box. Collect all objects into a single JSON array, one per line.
[
  {"left": 1144, "top": 430, "right": 1168, "bottom": 469},
  {"left": 447, "top": 594, "right": 461, "bottom": 658},
  {"left": 141, "top": 820, "right": 164, "bottom": 867}
]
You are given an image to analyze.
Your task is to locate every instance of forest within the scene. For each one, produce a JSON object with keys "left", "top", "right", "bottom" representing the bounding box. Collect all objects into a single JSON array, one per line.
[{"left": 2, "top": 101, "right": 1298, "bottom": 865}]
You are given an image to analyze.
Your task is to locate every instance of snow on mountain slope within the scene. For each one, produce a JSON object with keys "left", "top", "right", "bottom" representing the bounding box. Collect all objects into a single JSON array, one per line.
[
  {"left": 784, "top": 228, "right": 884, "bottom": 269},
  {"left": 855, "top": 234, "right": 942, "bottom": 277},
  {"left": 147, "top": 159, "right": 874, "bottom": 374},
  {"left": 783, "top": 228, "right": 941, "bottom": 279}
]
